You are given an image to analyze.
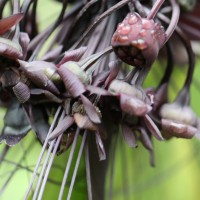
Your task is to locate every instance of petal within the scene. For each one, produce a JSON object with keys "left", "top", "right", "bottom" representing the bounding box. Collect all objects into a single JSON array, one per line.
[
  {"left": 57, "top": 46, "right": 87, "bottom": 67},
  {"left": 74, "top": 113, "right": 97, "bottom": 131},
  {"left": 121, "top": 123, "right": 137, "bottom": 147},
  {"left": 81, "top": 95, "right": 101, "bottom": 124},
  {"left": 144, "top": 114, "right": 164, "bottom": 141},
  {"left": 120, "top": 93, "right": 152, "bottom": 116},
  {"left": 0, "top": 13, "right": 24, "bottom": 35},
  {"left": 0, "top": 37, "right": 22, "bottom": 59},
  {"left": 41, "top": 46, "right": 63, "bottom": 62},
  {"left": 161, "top": 119, "right": 197, "bottom": 139},
  {"left": 0, "top": 101, "right": 31, "bottom": 146},
  {"left": 57, "top": 66, "right": 86, "bottom": 97},
  {"left": 48, "top": 116, "right": 74, "bottom": 141},
  {"left": 86, "top": 85, "right": 110, "bottom": 96},
  {"left": 30, "top": 89, "right": 62, "bottom": 103},
  {"left": 95, "top": 131, "right": 106, "bottom": 161}
]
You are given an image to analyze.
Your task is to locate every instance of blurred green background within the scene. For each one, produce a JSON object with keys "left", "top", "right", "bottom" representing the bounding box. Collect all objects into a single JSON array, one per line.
[{"left": 1, "top": 1, "right": 200, "bottom": 200}]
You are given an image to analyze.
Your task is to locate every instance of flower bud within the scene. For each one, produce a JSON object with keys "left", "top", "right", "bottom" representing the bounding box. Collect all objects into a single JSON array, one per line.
[
  {"left": 160, "top": 103, "right": 197, "bottom": 126},
  {"left": 112, "top": 13, "right": 166, "bottom": 67},
  {"left": 108, "top": 79, "right": 143, "bottom": 99},
  {"left": 160, "top": 103, "right": 197, "bottom": 139},
  {"left": 61, "top": 61, "right": 90, "bottom": 84}
]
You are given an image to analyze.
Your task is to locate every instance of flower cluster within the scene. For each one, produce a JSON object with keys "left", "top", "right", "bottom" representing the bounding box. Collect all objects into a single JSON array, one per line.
[{"left": 0, "top": 0, "right": 200, "bottom": 199}]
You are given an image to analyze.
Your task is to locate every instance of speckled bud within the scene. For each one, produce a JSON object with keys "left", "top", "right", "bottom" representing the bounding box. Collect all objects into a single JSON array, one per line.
[{"left": 111, "top": 12, "right": 166, "bottom": 67}]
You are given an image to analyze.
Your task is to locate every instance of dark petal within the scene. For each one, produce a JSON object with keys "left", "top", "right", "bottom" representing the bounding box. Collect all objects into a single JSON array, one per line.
[
  {"left": 161, "top": 119, "right": 197, "bottom": 139},
  {"left": 41, "top": 46, "right": 63, "bottom": 62},
  {"left": 121, "top": 123, "right": 137, "bottom": 147},
  {"left": 144, "top": 114, "right": 164, "bottom": 141},
  {"left": 19, "top": 32, "right": 30, "bottom": 60},
  {"left": 20, "top": 61, "right": 60, "bottom": 95},
  {"left": 105, "top": 60, "right": 120, "bottom": 87},
  {"left": 0, "top": 13, "right": 24, "bottom": 35},
  {"left": 74, "top": 113, "right": 97, "bottom": 131},
  {"left": 57, "top": 133, "right": 75, "bottom": 155},
  {"left": 48, "top": 116, "right": 74, "bottom": 141},
  {"left": 0, "top": 38, "right": 22, "bottom": 59},
  {"left": 81, "top": 95, "right": 101, "bottom": 124},
  {"left": 92, "top": 71, "right": 110, "bottom": 87},
  {"left": 139, "top": 128, "right": 155, "bottom": 166},
  {"left": 120, "top": 93, "right": 152, "bottom": 116},
  {"left": 95, "top": 131, "right": 106, "bottom": 161},
  {"left": 57, "top": 46, "right": 87, "bottom": 67},
  {"left": 86, "top": 85, "right": 110, "bottom": 96},
  {"left": 139, "top": 128, "right": 153, "bottom": 150},
  {"left": 57, "top": 66, "right": 86, "bottom": 97},
  {"left": 1, "top": 70, "right": 20, "bottom": 87},
  {"left": 30, "top": 89, "right": 62, "bottom": 103},
  {"left": 0, "top": 101, "right": 31, "bottom": 146},
  {"left": 13, "top": 81, "right": 30, "bottom": 103},
  {"left": 24, "top": 105, "right": 50, "bottom": 144}
]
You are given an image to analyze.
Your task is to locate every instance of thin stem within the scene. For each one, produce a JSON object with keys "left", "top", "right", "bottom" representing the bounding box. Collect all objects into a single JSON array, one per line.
[
  {"left": 108, "top": 134, "right": 118, "bottom": 200},
  {"left": 73, "top": 0, "right": 132, "bottom": 49},
  {"left": 85, "top": 140, "right": 92, "bottom": 200},
  {"left": 163, "top": 0, "right": 180, "bottom": 45},
  {"left": 29, "top": 0, "right": 68, "bottom": 61},
  {"left": 24, "top": 106, "right": 62, "bottom": 200},
  {"left": 32, "top": 142, "right": 55, "bottom": 200},
  {"left": 147, "top": 0, "right": 165, "bottom": 20},
  {"left": 0, "top": 0, "right": 8, "bottom": 18},
  {"left": 0, "top": 145, "right": 9, "bottom": 164},
  {"left": 159, "top": 42, "right": 174, "bottom": 86},
  {"left": 37, "top": 135, "right": 63, "bottom": 200},
  {"left": 158, "top": 13, "right": 195, "bottom": 104},
  {"left": 58, "top": 128, "right": 80, "bottom": 200},
  {"left": 32, "top": 109, "right": 65, "bottom": 200},
  {"left": 66, "top": 131, "right": 88, "bottom": 200}
]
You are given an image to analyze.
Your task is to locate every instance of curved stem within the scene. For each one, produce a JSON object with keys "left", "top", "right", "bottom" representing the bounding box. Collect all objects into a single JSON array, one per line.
[
  {"left": 163, "top": 0, "right": 180, "bottom": 45},
  {"left": 159, "top": 42, "right": 174, "bottom": 86},
  {"left": 73, "top": 0, "right": 132, "bottom": 49},
  {"left": 29, "top": 0, "right": 68, "bottom": 61},
  {"left": 147, "top": 0, "right": 165, "bottom": 20}
]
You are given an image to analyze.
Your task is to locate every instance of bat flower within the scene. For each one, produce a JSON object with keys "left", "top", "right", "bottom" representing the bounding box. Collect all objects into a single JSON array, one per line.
[
  {"left": 160, "top": 102, "right": 198, "bottom": 139},
  {"left": 111, "top": 12, "right": 166, "bottom": 67}
]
